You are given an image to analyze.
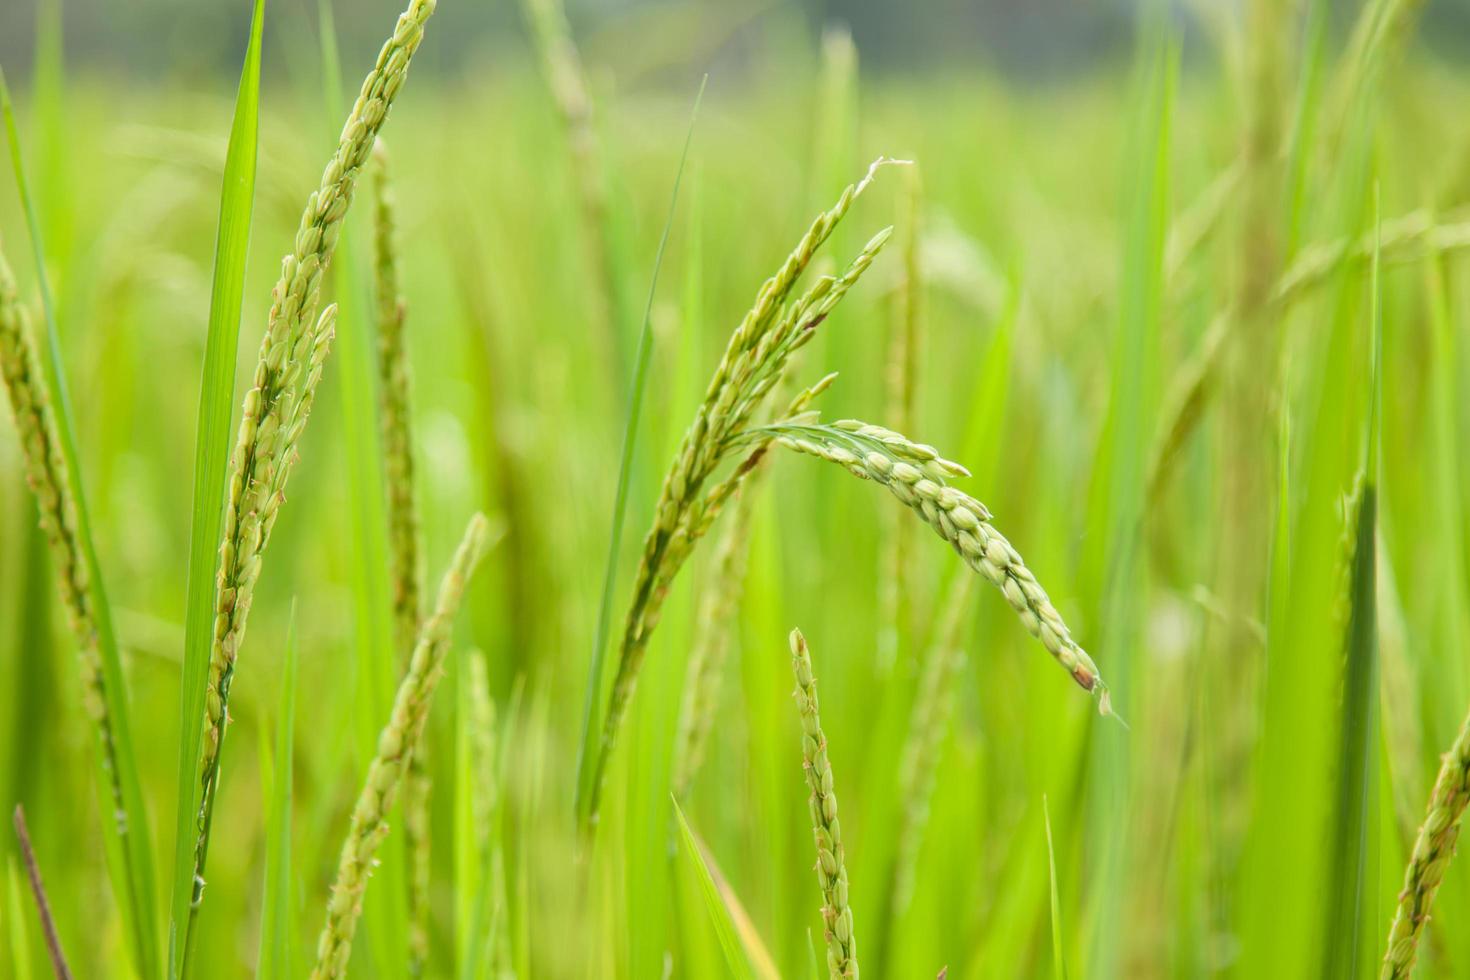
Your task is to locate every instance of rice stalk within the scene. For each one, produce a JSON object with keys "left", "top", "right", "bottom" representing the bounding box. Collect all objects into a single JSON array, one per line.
[
  {"left": 190, "top": 0, "right": 440, "bottom": 919},
  {"left": 519, "top": 0, "right": 623, "bottom": 355},
  {"left": 1274, "top": 209, "right": 1470, "bottom": 305},
  {"left": 1163, "top": 158, "right": 1241, "bottom": 284},
  {"left": 12, "top": 806, "right": 71, "bottom": 980},
  {"left": 0, "top": 243, "right": 131, "bottom": 871},
  {"left": 310, "top": 513, "right": 494, "bottom": 980},
  {"left": 457, "top": 645, "right": 512, "bottom": 979},
  {"left": 746, "top": 419, "right": 1114, "bottom": 713},
  {"left": 1147, "top": 207, "right": 1470, "bottom": 504},
  {"left": 465, "top": 649, "right": 498, "bottom": 852},
  {"left": 371, "top": 139, "right": 423, "bottom": 661},
  {"left": 1328, "top": 0, "right": 1427, "bottom": 149},
  {"left": 670, "top": 365, "right": 830, "bottom": 802},
  {"left": 789, "top": 628, "right": 858, "bottom": 980},
  {"left": 369, "top": 137, "right": 430, "bottom": 974},
  {"left": 1381, "top": 703, "right": 1470, "bottom": 980},
  {"left": 875, "top": 166, "right": 921, "bottom": 673},
  {"left": 888, "top": 573, "right": 973, "bottom": 919},
  {"left": 670, "top": 479, "right": 756, "bottom": 802},
  {"left": 581, "top": 160, "right": 901, "bottom": 827}
]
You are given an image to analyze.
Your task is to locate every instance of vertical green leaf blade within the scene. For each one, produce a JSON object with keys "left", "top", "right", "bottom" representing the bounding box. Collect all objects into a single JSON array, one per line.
[
  {"left": 574, "top": 76, "right": 706, "bottom": 826},
  {"left": 1044, "top": 796, "right": 1067, "bottom": 980},
  {"left": 1, "top": 63, "right": 159, "bottom": 980},
  {"left": 257, "top": 604, "right": 298, "bottom": 980},
  {"left": 6, "top": 858, "right": 32, "bottom": 980},
  {"left": 1321, "top": 190, "right": 1383, "bottom": 980},
  {"left": 670, "top": 798, "right": 757, "bottom": 980},
  {"left": 166, "top": 2, "right": 265, "bottom": 974}
]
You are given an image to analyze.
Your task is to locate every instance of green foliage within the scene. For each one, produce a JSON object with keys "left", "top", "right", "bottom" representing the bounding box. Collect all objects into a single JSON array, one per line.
[
  {"left": 168, "top": 1, "right": 264, "bottom": 971},
  {"left": 2, "top": 3, "right": 1469, "bottom": 977}
]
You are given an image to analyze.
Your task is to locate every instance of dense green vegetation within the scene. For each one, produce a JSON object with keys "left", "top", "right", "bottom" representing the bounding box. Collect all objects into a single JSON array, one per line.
[{"left": 2, "top": 1, "right": 1470, "bottom": 977}]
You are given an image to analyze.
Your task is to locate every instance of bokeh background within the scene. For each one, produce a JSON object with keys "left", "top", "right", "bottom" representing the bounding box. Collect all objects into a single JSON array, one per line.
[{"left": 3, "top": 0, "right": 1470, "bottom": 977}]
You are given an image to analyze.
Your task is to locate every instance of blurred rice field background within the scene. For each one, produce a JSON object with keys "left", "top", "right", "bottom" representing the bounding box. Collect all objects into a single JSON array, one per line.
[{"left": 3, "top": 0, "right": 1470, "bottom": 976}]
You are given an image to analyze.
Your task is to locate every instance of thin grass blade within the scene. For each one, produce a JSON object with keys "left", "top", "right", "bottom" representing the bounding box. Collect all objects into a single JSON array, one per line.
[
  {"left": 6, "top": 857, "right": 32, "bottom": 980},
  {"left": 167, "top": 2, "right": 265, "bottom": 973},
  {"left": 671, "top": 798, "right": 764, "bottom": 980},
  {"left": 258, "top": 604, "right": 298, "bottom": 980},
  {"left": 1322, "top": 188, "right": 1383, "bottom": 979},
  {"left": 1044, "top": 796, "right": 1067, "bottom": 980},
  {"left": 574, "top": 76, "right": 707, "bottom": 826}
]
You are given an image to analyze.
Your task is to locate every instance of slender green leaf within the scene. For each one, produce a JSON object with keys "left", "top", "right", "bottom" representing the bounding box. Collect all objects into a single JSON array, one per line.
[
  {"left": 1, "top": 63, "right": 159, "bottom": 980},
  {"left": 1084, "top": 25, "right": 1173, "bottom": 973},
  {"left": 167, "top": 1, "right": 265, "bottom": 973},
  {"left": 6, "top": 858, "right": 32, "bottom": 980},
  {"left": 670, "top": 798, "right": 757, "bottom": 980},
  {"left": 1043, "top": 796, "right": 1067, "bottom": 980},
  {"left": 574, "top": 76, "right": 707, "bottom": 826},
  {"left": 258, "top": 604, "right": 298, "bottom": 980},
  {"left": 1321, "top": 187, "right": 1383, "bottom": 979}
]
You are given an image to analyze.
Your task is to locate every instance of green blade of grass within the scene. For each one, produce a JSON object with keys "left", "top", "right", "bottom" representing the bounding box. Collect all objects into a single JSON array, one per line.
[
  {"left": 29, "top": 0, "right": 69, "bottom": 275},
  {"left": 166, "top": 1, "right": 265, "bottom": 974},
  {"left": 257, "top": 603, "right": 298, "bottom": 980},
  {"left": 1043, "top": 796, "right": 1067, "bottom": 980},
  {"left": 6, "top": 857, "right": 32, "bottom": 980},
  {"left": 1, "top": 63, "right": 160, "bottom": 980},
  {"left": 671, "top": 798, "right": 762, "bottom": 980},
  {"left": 1084, "top": 22, "right": 1174, "bottom": 973},
  {"left": 574, "top": 75, "right": 707, "bottom": 828},
  {"left": 1321, "top": 187, "right": 1383, "bottom": 980}
]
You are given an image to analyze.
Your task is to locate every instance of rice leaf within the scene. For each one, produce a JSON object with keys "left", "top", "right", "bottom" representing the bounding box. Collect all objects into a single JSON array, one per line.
[
  {"left": 257, "top": 603, "right": 298, "bottom": 980},
  {"left": 167, "top": 1, "right": 265, "bottom": 973},
  {"left": 1044, "top": 796, "right": 1067, "bottom": 980},
  {"left": 6, "top": 857, "right": 32, "bottom": 980},
  {"left": 1084, "top": 25, "right": 1173, "bottom": 970},
  {"left": 1, "top": 63, "right": 159, "bottom": 980},
  {"left": 670, "top": 798, "right": 763, "bottom": 980},
  {"left": 1321, "top": 187, "right": 1383, "bottom": 979},
  {"left": 574, "top": 75, "right": 707, "bottom": 827}
]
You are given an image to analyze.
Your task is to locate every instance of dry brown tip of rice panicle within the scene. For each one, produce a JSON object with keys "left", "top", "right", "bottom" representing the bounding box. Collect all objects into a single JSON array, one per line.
[
  {"left": 753, "top": 419, "right": 1114, "bottom": 716},
  {"left": 0, "top": 243, "right": 130, "bottom": 832},
  {"left": 1381, "top": 702, "right": 1470, "bottom": 980},
  {"left": 790, "top": 629, "right": 859, "bottom": 980},
  {"left": 311, "top": 513, "right": 494, "bottom": 980},
  {"left": 192, "top": 0, "right": 439, "bottom": 906},
  {"left": 584, "top": 162, "right": 901, "bottom": 824}
]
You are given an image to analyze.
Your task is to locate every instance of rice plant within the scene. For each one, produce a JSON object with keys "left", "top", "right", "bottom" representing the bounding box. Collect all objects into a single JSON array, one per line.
[{"left": 2, "top": 2, "right": 1470, "bottom": 977}]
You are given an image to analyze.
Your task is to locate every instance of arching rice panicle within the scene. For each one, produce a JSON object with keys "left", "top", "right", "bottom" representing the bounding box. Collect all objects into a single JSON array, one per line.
[
  {"left": 744, "top": 419, "right": 1115, "bottom": 715},
  {"left": 193, "top": 0, "right": 440, "bottom": 911},
  {"left": 583, "top": 165, "right": 899, "bottom": 826},
  {"left": 0, "top": 245, "right": 129, "bottom": 833},
  {"left": 790, "top": 628, "right": 859, "bottom": 980},
  {"left": 1381, "top": 702, "right": 1470, "bottom": 980},
  {"left": 311, "top": 513, "right": 493, "bottom": 980}
]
